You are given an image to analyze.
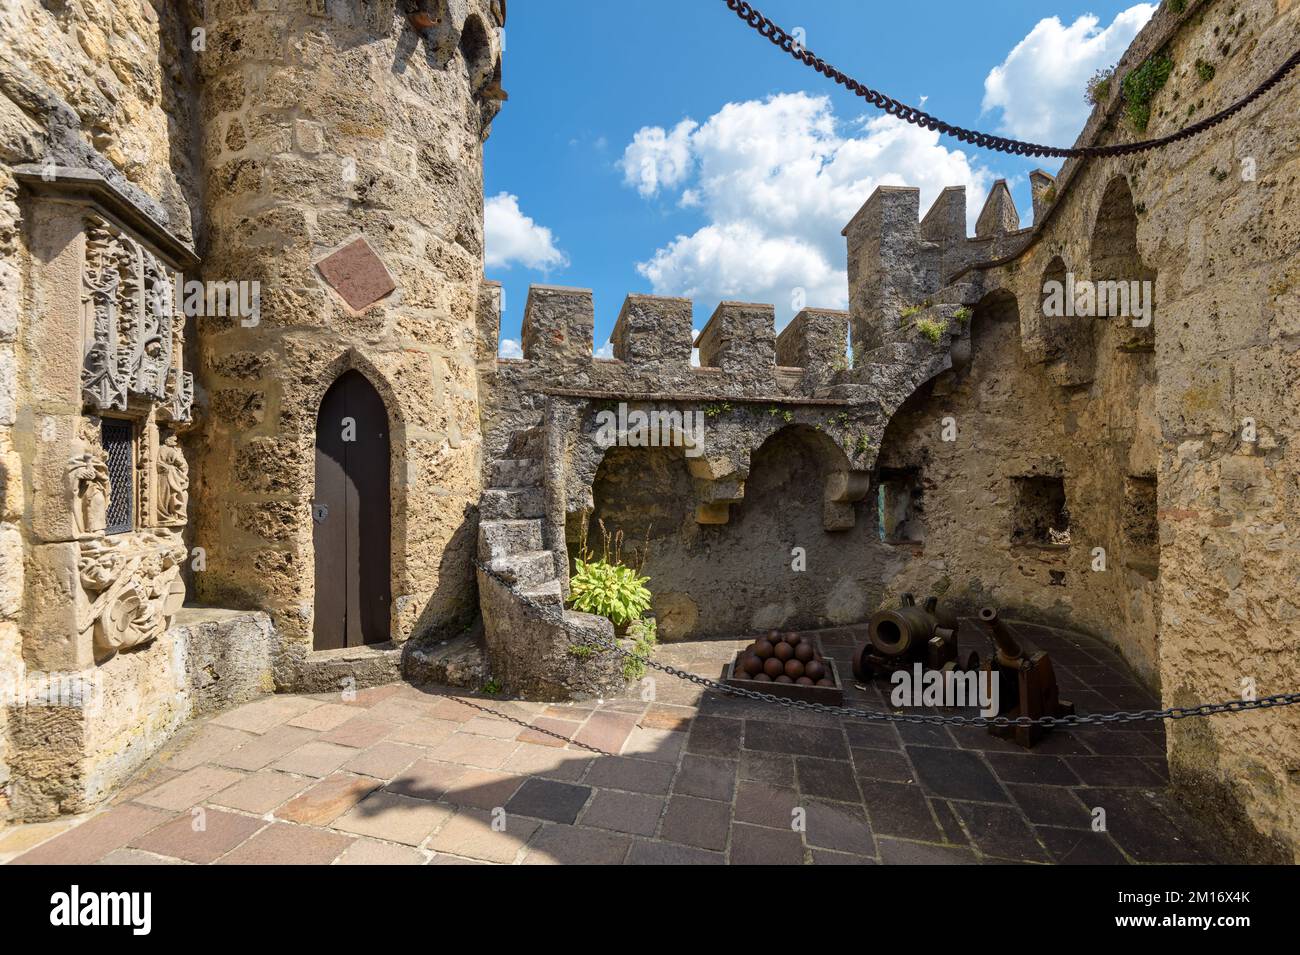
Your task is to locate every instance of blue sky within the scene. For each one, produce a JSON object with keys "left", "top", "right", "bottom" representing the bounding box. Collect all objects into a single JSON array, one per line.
[{"left": 483, "top": 0, "right": 1156, "bottom": 356}]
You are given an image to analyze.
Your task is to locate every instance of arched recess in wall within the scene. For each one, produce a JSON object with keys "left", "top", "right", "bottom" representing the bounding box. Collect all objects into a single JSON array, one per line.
[
  {"left": 733, "top": 425, "right": 870, "bottom": 628},
  {"left": 1089, "top": 176, "right": 1155, "bottom": 353},
  {"left": 875, "top": 288, "right": 1028, "bottom": 543},
  {"left": 583, "top": 443, "right": 697, "bottom": 638},
  {"left": 460, "top": 13, "right": 495, "bottom": 97},
  {"left": 1034, "top": 254, "right": 1098, "bottom": 385},
  {"left": 312, "top": 370, "right": 392, "bottom": 651},
  {"left": 584, "top": 444, "right": 695, "bottom": 565}
]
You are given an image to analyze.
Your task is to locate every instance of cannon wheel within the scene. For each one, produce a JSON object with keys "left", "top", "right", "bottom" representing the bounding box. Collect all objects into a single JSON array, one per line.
[{"left": 850, "top": 642, "right": 873, "bottom": 682}]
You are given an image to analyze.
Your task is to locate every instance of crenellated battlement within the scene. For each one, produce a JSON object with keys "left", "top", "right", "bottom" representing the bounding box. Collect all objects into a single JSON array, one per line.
[
  {"left": 492, "top": 284, "right": 853, "bottom": 396},
  {"left": 844, "top": 180, "right": 1034, "bottom": 354}
]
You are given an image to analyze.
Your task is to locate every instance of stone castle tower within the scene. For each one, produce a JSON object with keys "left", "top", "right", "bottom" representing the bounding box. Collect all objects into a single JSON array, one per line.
[
  {"left": 0, "top": 0, "right": 506, "bottom": 818},
  {"left": 192, "top": 0, "right": 506, "bottom": 685}
]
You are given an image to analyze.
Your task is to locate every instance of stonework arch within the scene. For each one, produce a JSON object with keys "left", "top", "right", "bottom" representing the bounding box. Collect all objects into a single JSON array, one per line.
[{"left": 1089, "top": 175, "right": 1156, "bottom": 353}]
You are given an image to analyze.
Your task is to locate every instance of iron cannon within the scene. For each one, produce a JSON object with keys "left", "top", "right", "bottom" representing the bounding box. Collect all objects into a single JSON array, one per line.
[
  {"left": 850, "top": 593, "right": 977, "bottom": 680},
  {"left": 979, "top": 608, "right": 1075, "bottom": 748}
]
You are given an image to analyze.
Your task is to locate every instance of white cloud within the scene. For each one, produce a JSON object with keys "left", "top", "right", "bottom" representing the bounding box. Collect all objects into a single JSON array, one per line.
[
  {"left": 621, "top": 92, "right": 993, "bottom": 323},
  {"left": 484, "top": 192, "right": 568, "bottom": 271},
  {"left": 982, "top": 5, "right": 1156, "bottom": 147},
  {"left": 594, "top": 340, "right": 614, "bottom": 359},
  {"left": 619, "top": 119, "right": 698, "bottom": 197},
  {"left": 498, "top": 338, "right": 523, "bottom": 359}
]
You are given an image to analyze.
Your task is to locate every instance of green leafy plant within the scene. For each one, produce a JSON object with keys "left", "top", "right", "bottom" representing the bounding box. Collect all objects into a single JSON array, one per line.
[
  {"left": 855, "top": 433, "right": 873, "bottom": 456},
  {"left": 899, "top": 304, "right": 924, "bottom": 325},
  {"left": 703, "top": 402, "right": 732, "bottom": 417},
  {"left": 480, "top": 679, "right": 502, "bottom": 695},
  {"left": 915, "top": 317, "right": 948, "bottom": 344},
  {"left": 568, "top": 518, "right": 652, "bottom": 627},
  {"left": 1086, "top": 66, "right": 1114, "bottom": 106},
  {"left": 1195, "top": 57, "right": 1215, "bottom": 83},
  {"left": 622, "top": 617, "right": 658, "bottom": 681},
  {"left": 1121, "top": 52, "right": 1174, "bottom": 132},
  {"left": 952, "top": 306, "right": 972, "bottom": 325},
  {"left": 1167, "top": 0, "right": 1188, "bottom": 14}
]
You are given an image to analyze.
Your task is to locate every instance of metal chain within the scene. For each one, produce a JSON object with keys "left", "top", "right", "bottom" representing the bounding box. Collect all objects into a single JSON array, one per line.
[
  {"left": 721, "top": 0, "right": 1300, "bottom": 159},
  {"left": 475, "top": 559, "right": 1300, "bottom": 728}
]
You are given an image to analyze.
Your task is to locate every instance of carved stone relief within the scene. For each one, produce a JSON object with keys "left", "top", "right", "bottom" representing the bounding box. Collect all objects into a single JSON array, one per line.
[
  {"left": 67, "top": 418, "right": 110, "bottom": 539},
  {"left": 71, "top": 216, "right": 195, "bottom": 659},
  {"left": 81, "top": 216, "right": 192, "bottom": 423},
  {"left": 156, "top": 433, "right": 189, "bottom": 526},
  {"left": 78, "top": 532, "right": 187, "bottom": 659}
]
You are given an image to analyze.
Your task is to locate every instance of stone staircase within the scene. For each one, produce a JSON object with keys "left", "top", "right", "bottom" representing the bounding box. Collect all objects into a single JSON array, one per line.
[{"left": 475, "top": 452, "right": 627, "bottom": 700}]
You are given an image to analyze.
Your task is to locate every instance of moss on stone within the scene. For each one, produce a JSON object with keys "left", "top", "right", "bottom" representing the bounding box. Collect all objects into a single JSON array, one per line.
[{"left": 1122, "top": 52, "right": 1174, "bottom": 131}]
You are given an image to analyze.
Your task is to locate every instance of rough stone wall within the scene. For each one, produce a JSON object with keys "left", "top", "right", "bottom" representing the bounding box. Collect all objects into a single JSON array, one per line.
[
  {"left": 477, "top": 285, "right": 958, "bottom": 643},
  {"left": 0, "top": 0, "right": 202, "bottom": 822},
  {"left": 192, "top": 0, "right": 503, "bottom": 683},
  {"left": 588, "top": 429, "right": 880, "bottom": 640},
  {"left": 866, "top": 0, "right": 1299, "bottom": 860},
  {"left": 872, "top": 285, "right": 1161, "bottom": 687},
  {"left": 1137, "top": 0, "right": 1299, "bottom": 862},
  {"left": 472, "top": 0, "right": 1299, "bottom": 860}
]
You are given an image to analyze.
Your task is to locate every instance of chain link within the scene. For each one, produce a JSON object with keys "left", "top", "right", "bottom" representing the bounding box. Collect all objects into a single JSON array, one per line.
[
  {"left": 475, "top": 559, "right": 1300, "bottom": 728},
  {"left": 721, "top": 0, "right": 1300, "bottom": 160}
]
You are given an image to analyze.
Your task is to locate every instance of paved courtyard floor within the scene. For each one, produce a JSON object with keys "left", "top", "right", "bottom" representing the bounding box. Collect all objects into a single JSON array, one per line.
[{"left": 2, "top": 625, "right": 1225, "bottom": 865}]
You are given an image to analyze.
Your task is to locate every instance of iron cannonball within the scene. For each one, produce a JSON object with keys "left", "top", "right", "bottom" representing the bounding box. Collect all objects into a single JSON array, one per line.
[
  {"left": 774, "top": 674, "right": 793, "bottom": 684},
  {"left": 796, "top": 676, "right": 814, "bottom": 686},
  {"left": 794, "top": 643, "right": 815, "bottom": 663},
  {"left": 784, "top": 632, "right": 802, "bottom": 646},
  {"left": 784, "top": 659, "right": 805, "bottom": 679},
  {"left": 742, "top": 653, "right": 763, "bottom": 676},
  {"left": 763, "top": 657, "right": 785, "bottom": 679},
  {"left": 754, "top": 640, "right": 775, "bottom": 659},
  {"left": 816, "top": 678, "right": 834, "bottom": 687},
  {"left": 753, "top": 672, "right": 772, "bottom": 682},
  {"left": 805, "top": 660, "right": 827, "bottom": 681},
  {"left": 773, "top": 642, "right": 794, "bottom": 662}
]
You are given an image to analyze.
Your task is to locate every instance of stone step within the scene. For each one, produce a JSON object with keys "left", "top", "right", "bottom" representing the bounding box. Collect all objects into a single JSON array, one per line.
[
  {"left": 478, "top": 519, "right": 545, "bottom": 562},
  {"left": 480, "top": 486, "right": 546, "bottom": 520},
  {"left": 488, "top": 457, "right": 542, "bottom": 488},
  {"left": 488, "top": 550, "right": 555, "bottom": 588},
  {"left": 518, "top": 578, "right": 563, "bottom": 609},
  {"left": 402, "top": 629, "right": 487, "bottom": 690}
]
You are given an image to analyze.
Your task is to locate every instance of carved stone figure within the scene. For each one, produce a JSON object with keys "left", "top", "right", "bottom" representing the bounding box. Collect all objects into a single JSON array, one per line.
[
  {"left": 156, "top": 434, "right": 189, "bottom": 525},
  {"left": 79, "top": 534, "right": 187, "bottom": 659},
  {"left": 67, "top": 420, "right": 110, "bottom": 538}
]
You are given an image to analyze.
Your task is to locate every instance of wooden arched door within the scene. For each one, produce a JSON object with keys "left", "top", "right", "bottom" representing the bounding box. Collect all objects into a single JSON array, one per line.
[{"left": 313, "top": 370, "right": 391, "bottom": 650}]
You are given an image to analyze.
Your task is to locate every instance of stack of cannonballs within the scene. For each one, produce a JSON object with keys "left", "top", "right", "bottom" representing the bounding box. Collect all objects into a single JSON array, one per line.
[{"left": 736, "top": 631, "right": 834, "bottom": 687}]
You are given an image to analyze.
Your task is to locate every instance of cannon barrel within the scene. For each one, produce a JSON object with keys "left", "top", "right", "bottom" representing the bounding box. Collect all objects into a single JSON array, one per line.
[
  {"left": 869, "top": 593, "right": 937, "bottom": 657},
  {"left": 979, "top": 607, "right": 1023, "bottom": 665}
]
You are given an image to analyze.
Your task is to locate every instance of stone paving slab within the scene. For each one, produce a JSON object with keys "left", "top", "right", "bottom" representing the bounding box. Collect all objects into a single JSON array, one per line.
[{"left": 2, "top": 633, "right": 1228, "bottom": 865}]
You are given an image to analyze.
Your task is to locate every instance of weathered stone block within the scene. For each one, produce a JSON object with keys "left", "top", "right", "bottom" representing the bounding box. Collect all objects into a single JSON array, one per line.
[
  {"left": 610, "top": 294, "right": 693, "bottom": 372},
  {"left": 22, "top": 541, "right": 87, "bottom": 671},
  {"left": 695, "top": 302, "right": 776, "bottom": 383},
  {"left": 775, "top": 308, "right": 849, "bottom": 385},
  {"left": 521, "top": 285, "right": 594, "bottom": 369}
]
